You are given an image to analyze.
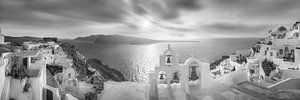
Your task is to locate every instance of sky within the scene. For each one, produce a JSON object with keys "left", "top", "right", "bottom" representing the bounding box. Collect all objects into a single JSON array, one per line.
[{"left": 1, "top": 0, "right": 300, "bottom": 40}]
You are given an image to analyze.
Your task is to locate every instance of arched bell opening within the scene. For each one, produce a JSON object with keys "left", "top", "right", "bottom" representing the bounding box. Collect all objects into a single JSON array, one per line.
[
  {"left": 170, "top": 71, "right": 180, "bottom": 84},
  {"left": 188, "top": 61, "right": 200, "bottom": 82},
  {"left": 157, "top": 71, "right": 167, "bottom": 84},
  {"left": 189, "top": 65, "right": 199, "bottom": 81},
  {"left": 283, "top": 47, "right": 289, "bottom": 61},
  {"left": 165, "top": 55, "right": 173, "bottom": 66}
]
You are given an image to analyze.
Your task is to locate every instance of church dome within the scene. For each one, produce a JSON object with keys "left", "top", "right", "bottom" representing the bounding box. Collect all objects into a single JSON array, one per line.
[{"left": 277, "top": 26, "right": 287, "bottom": 32}]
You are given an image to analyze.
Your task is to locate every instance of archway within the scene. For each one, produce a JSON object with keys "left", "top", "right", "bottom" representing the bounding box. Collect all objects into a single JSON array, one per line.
[
  {"left": 157, "top": 71, "right": 167, "bottom": 84},
  {"left": 165, "top": 55, "right": 173, "bottom": 66},
  {"left": 189, "top": 61, "right": 200, "bottom": 81},
  {"left": 184, "top": 57, "right": 202, "bottom": 84},
  {"left": 171, "top": 71, "right": 180, "bottom": 84},
  {"left": 284, "top": 47, "right": 289, "bottom": 60}
]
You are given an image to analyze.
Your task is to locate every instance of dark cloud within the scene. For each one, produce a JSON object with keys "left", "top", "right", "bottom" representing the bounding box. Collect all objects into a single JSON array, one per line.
[
  {"left": 132, "top": 0, "right": 148, "bottom": 15},
  {"left": 208, "top": 0, "right": 300, "bottom": 21},
  {"left": 0, "top": 0, "right": 129, "bottom": 27},
  {"left": 203, "top": 22, "right": 272, "bottom": 34},
  {"left": 175, "top": 0, "right": 202, "bottom": 10},
  {"left": 0, "top": 0, "right": 203, "bottom": 28}
]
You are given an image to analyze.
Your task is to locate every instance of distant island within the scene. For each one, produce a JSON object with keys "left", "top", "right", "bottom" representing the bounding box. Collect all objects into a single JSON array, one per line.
[
  {"left": 75, "top": 35, "right": 162, "bottom": 44},
  {"left": 5, "top": 36, "right": 42, "bottom": 45},
  {"left": 75, "top": 34, "right": 199, "bottom": 44}
]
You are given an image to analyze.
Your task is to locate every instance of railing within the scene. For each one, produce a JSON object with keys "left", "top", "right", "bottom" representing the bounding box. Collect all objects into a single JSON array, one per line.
[{"left": 268, "top": 78, "right": 292, "bottom": 89}]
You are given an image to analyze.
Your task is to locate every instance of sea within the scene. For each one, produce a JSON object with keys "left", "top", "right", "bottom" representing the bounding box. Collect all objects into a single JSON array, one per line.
[{"left": 66, "top": 38, "right": 260, "bottom": 82}]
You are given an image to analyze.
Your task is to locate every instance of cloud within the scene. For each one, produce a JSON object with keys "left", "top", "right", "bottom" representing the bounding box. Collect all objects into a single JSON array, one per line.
[
  {"left": 132, "top": 0, "right": 203, "bottom": 19},
  {"left": 207, "top": 0, "right": 300, "bottom": 22},
  {"left": 1, "top": 0, "right": 300, "bottom": 39},
  {"left": 0, "top": 0, "right": 130, "bottom": 27},
  {"left": 175, "top": 0, "right": 202, "bottom": 10},
  {"left": 202, "top": 22, "right": 272, "bottom": 36}
]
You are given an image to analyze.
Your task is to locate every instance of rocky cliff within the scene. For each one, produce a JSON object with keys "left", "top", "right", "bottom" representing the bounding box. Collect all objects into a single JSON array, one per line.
[{"left": 60, "top": 42, "right": 125, "bottom": 82}]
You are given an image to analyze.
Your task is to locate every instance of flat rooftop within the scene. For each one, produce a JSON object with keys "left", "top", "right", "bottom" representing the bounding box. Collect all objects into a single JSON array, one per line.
[{"left": 233, "top": 81, "right": 300, "bottom": 100}]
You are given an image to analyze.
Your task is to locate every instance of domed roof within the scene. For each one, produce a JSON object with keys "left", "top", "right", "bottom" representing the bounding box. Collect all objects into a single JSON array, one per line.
[
  {"left": 277, "top": 26, "right": 287, "bottom": 32},
  {"left": 163, "top": 44, "right": 176, "bottom": 56}
]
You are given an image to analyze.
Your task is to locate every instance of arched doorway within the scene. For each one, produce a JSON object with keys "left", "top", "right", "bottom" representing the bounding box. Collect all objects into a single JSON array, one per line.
[{"left": 43, "top": 88, "right": 53, "bottom": 100}]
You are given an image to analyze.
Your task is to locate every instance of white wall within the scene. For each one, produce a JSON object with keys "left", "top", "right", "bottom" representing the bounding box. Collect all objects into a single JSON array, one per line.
[
  {"left": 0, "top": 53, "right": 12, "bottom": 97},
  {"left": 295, "top": 47, "right": 300, "bottom": 65},
  {"left": 200, "top": 62, "right": 213, "bottom": 89}
]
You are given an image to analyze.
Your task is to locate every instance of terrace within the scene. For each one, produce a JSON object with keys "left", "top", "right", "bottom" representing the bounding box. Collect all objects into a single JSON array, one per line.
[{"left": 233, "top": 81, "right": 300, "bottom": 100}]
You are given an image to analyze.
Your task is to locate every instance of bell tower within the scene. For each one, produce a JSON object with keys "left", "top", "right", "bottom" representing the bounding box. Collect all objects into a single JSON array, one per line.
[{"left": 159, "top": 44, "right": 178, "bottom": 66}]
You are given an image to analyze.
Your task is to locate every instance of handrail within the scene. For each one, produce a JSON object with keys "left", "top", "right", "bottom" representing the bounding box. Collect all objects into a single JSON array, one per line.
[{"left": 267, "top": 78, "right": 292, "bottom": 88}]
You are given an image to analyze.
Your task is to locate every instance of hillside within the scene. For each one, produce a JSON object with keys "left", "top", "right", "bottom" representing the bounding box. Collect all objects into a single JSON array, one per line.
[
  {"left": 5, "top": 36, "right": 42, "bottom": 46},
  {"left": 75, "top": 35, "right": 161, "bottom": 44},
  {"left": 74, "top": 35, "right": 100, "bottom": 41},
  {"left": 0, "top": 44, "right": 12, "bottom": 54},
  {"left": 60, "top": 42, "right": 125, "bottom": 82}
]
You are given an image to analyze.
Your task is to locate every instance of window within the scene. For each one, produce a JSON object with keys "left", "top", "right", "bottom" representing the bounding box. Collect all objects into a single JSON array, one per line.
[
  {"left": 68, "top": 73, "right": 71, "bottom": 78},
  {"left": 285, "top": 47, "right": 289, "bottom": 53},
  {"left": 270, "top": 52, "right": 273, "bottom": 56},
  {"left": 279, "top": 49, "right": 283, "bottom": 55},
  {"left": 265, "top": 51, "right": 267, "bottom": 55},
  {"left": 291, "top": 50, "right": 295, "bottom": 58},
  {"left": 295, "top": 33, "right": 299, "bottom": 37}
]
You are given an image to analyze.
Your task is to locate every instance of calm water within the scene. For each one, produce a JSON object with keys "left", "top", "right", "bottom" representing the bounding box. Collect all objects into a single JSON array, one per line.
[{"left": 66, "top": 38, "right": 259, "bottom": 82}]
